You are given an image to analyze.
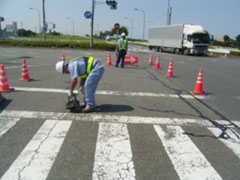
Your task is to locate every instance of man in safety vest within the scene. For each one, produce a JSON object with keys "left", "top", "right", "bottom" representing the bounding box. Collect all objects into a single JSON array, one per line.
[
  {"left": 56, "top": 56, "right": 104, "bottom": 113},
  {"left": 115, "top": 32, "right": 128, "bottom": 68}
]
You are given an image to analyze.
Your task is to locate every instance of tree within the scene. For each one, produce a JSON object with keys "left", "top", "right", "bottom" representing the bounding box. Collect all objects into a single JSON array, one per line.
[
  {"left": 17, "top": 29, "right": 36, "bottom": 37},
  {"left": 236, "top": 34, "right": 240, "bottom": 44},
  {"left": 111, "top": 26, "right": 128, "bottom": 36},
  {"left": 223, "top": 35, "right": 230, "bottom": 42},
  {"left": 99, "top": 31, "right": 113, "bottom": 39},
  {"left": 49, "top": 31, "right": 61, "bottom": 36}
]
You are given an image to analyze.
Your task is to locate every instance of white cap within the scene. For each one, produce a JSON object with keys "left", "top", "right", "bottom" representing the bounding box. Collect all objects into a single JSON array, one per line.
[
  {"left": 56, "top": 61, "right": 64, "bottom": 73},
  {"left": 121, "top": 33, "right": 126, "bottom": 37}
]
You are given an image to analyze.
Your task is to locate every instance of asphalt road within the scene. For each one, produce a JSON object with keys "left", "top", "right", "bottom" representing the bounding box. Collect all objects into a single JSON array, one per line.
[{"left": 0, "top": 46, "right": 240, "bottom": 180}]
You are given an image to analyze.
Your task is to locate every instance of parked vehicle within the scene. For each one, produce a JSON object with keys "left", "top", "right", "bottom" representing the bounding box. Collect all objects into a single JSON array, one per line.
[{"left": 148, "top": 24, "right": 210, "bottom": 55}]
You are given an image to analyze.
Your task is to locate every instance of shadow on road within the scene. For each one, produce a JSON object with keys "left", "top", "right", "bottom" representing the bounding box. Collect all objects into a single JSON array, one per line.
[
  {"left": 95, "top": 104, "right": 134, "bottom": 113},
  {"left": 2, "top": 56, "right": 34, "bottom": 61},
  {"left": 68, "top": 104, "right": 134, "bottom": 113},
  {"left": 0, "top": 98, "right": 12, "bottom": 112},
  {"left": 145, "top": 68, "right": 240, "bottom": 140}
]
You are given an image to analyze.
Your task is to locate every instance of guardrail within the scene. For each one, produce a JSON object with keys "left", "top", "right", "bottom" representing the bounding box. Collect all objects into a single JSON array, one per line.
[{"left": 208, "top": 48, "right": 230, "bottom": 57}]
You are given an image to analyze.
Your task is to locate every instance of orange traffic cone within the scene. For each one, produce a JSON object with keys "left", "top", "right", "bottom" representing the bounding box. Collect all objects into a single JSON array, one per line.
[
  {"left": 106, "top": 52, "right": 112, "bottom": 66},
  {"left": 0, "top": 64, "right": 14, "bottom": 92},
  {"left": 20, "top": 59, "right": 30, "bottom": 82},
  {"left": 155, "top": 55, "right": 160, "bottom": 70},
  {"left": 61, "top": 54, "right": 66, "bottom": 61},
  {"left": 192, "top": 68, "right": 204, "bottom": 95},
  {"left": 148, "top": 53, "right": 154, "bottom": 66},
  {"left": 166, "top": 59, "right": 174, "bottom": 78}
]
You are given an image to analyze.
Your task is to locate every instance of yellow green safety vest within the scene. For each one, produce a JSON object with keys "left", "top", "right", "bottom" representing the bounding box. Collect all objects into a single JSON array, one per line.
[
  {"left": 69, "top": 56, "right": 94, "bottom": 79},
  {"left": 119, "top": 39, "right": 127, "bottom": 50}
]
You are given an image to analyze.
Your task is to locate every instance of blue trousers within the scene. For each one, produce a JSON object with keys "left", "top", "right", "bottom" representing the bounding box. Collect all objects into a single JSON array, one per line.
[
  {"left": 116, "top": 50, "right": 126, "bottom": 68},
  {"left": 83, "top": 60, "right": 104, "bottom": 108}
]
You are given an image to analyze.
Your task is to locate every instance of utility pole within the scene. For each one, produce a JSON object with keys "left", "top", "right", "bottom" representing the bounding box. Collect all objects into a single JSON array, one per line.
[
  {"left": 42, "top": 0, "right": 46, "bottom": 40},
  {"left": 90, "top": 0, "right": 95, "bottom": 48},
  {"left": 167, "top": 0, "right": 172, "bottom": 25},
  {"left": 169, "top": 6, "right": 172, "bottom": 25}
]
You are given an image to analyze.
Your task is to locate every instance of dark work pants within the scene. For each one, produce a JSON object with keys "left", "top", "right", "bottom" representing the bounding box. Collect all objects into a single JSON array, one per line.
[{"left": 116, "top": 50, "right": 126, "bottom": 68}]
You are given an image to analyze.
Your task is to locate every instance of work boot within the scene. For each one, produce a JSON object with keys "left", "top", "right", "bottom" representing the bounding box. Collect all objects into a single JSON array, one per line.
[
  {"left": 79, "top": 103, "right": 86, "bottom": 109},
  {"left": 82, "top": 106, "right": 94, "bottom": 113}
]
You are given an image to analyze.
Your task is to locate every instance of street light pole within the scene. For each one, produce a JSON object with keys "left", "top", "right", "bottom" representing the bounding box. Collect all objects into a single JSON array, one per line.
[
  {"left": 42, "top": 0, "right": 46, "bottom": 40},
  {"left": 29, "top": 8, "right": 41, "bottom": 33},
  {"left": 125, "top": 17, "right": 133, "bottom": 39},
  {"left": 134, "top": 8, "right": 145, "bottom": 40},
  {"left": 67, "top": 17, "right": 75, "bottom": 36}
]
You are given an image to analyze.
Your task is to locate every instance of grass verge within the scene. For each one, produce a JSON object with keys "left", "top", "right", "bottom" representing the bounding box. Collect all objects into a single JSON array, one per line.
[{"left": 0, "top": 39, "right": 115, "bottom": 51}]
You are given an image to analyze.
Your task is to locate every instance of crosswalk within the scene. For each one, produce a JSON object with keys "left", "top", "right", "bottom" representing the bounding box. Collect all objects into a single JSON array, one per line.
[{"left": 0, "top": 111, "right": 240, "bottom": 180}]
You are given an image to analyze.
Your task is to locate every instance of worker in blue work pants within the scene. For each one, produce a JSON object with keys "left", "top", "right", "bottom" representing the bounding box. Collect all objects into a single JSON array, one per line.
[
  {"left": 115, "top": 32, "right": 128, "bottom": 68},
  {"left": 56, "top": 56, "right": 104, "bottom": 113}
]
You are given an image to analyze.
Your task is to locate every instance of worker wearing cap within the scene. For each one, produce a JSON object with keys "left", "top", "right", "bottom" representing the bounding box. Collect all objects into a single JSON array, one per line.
[
  {"left": 115, "top": 32, "right": 128, "bottom": 68},
  {"left": 56, "top": 56, "right": 104, "bottom": 113}
]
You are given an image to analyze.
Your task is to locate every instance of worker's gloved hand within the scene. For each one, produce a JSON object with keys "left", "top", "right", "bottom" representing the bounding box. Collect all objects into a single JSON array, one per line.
[{"left": 79, "top": 86, "right": 84, "bottom": 94}]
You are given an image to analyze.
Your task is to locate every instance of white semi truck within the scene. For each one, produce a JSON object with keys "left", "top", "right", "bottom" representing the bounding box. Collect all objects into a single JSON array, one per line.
[{"left": 148, "top": 24, "right": 210, "bottom": 55}]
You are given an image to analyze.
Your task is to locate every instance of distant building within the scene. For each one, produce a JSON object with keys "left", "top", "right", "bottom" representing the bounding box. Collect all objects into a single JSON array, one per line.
[
  {"left": 216, "top": 38, "right": 224, "bottom": 43},
  {"left": 3, "top": 22, "right": 18, "bottom": 37}
]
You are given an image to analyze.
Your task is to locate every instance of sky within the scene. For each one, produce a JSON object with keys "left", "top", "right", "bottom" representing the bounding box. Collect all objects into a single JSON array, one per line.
[{"left": 0, "top": 0, "right": 239, "bottom": 40}]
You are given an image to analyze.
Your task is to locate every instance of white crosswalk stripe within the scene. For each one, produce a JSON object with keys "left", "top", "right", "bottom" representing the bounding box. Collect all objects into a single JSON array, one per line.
[
  {"left": 0, "top": 114, "right": 240, "bottom": 180},
  {"left": 92, "top": 123, "right": 136, "bottom": 180},
  {"left": 154, "top": 125, "right": 223, "bottom": 180},
  {"left": 0, "top": 117, "right": 20, "bottom": 138},
  {"left": 208, "top": 127, "right": 240, "bottom": 159},
  {"left": 0, "top": 120, "right": 72, "bottom": 180}
]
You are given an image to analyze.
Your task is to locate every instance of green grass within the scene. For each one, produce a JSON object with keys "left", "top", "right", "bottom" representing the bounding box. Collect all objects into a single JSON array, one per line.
[
  {"left": 31, "top": 34, "right": 90, "bottom": 41},
  {"left": 230, "top": 50, "right": 240, "bottom": 57},
  {"left": 0, "top": 38, "right": 115, "bottom": 51}
]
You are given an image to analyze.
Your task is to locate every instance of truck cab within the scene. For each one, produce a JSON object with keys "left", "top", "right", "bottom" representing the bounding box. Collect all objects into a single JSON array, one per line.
[{"left": 183, "top": 25, "right": 210, "bottom": 55}]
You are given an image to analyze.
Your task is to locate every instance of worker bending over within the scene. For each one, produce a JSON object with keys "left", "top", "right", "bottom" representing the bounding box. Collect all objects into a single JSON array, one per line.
[{"left": 56, "top": 56, "right": 104, "bottom": 113}]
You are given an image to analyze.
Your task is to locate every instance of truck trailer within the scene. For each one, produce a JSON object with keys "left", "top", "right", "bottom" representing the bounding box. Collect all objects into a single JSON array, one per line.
[{"left": 148, "top": 24, "right": 210, "bottom": 55}]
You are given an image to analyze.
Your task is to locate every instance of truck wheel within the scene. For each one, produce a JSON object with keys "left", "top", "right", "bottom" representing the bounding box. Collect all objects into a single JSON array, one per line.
[
  {"left": 174, "top": 49, "right": 180, "bottom": 54},
  {"left": 183, "top": 49, "right": 188, "bottom": 55}
]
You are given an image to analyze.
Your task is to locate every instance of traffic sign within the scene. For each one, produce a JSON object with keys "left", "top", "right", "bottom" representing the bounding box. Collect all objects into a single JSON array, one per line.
[
  {"left": 84, "top": 11, "right": 92, "bottom": 19},
  {"left": 114, "top": 23, "right": 120, "bottom": 30}
]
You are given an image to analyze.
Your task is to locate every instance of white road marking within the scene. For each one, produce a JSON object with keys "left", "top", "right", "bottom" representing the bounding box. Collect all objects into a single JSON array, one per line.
[
  {"left": 5, "top": 64, "right": 54, "bottom": 69},
  {"left": 0, "top": 117, "right": 21, "bottom": 138},
  {"left": 1, "top": 120, "right": 71, "bottom": 180},
  {"left": 178, "top": 61, "right": 185, "bottom": 64},
  {"left": 13, "top": 86, "right": 207, "bottom": 99},
  {"left": 208, "top": 127, "right": 240, "bottom": 158},
  {"left": 154, "top": 125, "right": 223, "bottom": 180},
  {"left": 29, "top": 52, "right": 39, "bottom": 55},
  {"left": 0, "top": 110, "right": 239, "bottom": 127},
  {"left": 92, "top": 123, "right": 136, "bottom": 180},
  {"left": 2, "top": 54, "right": 16, "bottom": 57}
]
